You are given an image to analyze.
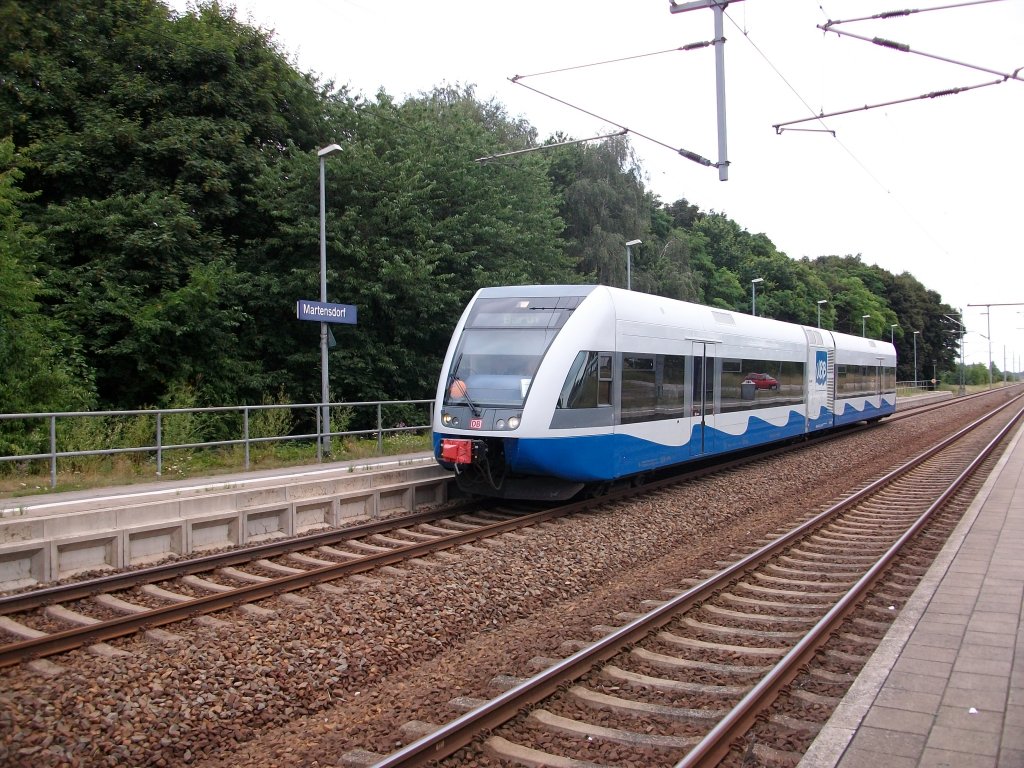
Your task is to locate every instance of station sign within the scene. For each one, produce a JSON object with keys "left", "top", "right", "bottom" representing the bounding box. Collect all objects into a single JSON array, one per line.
[{"left": 296, "top": 300, "right": 358, "bottom": 324}]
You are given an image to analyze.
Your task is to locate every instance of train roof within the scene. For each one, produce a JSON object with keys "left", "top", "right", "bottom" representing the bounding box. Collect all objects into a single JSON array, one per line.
[
  {"left": 469, "top": 285, "right": 896, "bottom": 360},
  {"left": 473, "top": 285, "right": 598, "bottom": 299}
]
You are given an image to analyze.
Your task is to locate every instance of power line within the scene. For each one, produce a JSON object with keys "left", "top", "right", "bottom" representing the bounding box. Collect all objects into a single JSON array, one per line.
[
  {"left": 772, "top": 75, "right": 1013, "bottom": 132},
  {"left": 475, "top": 130, "right": 627, "bottom": 163},
  {"left": 723, "top": 4, "right": 953, "bottom": 257},
  {"left": 508, "top": 79, "right": 716, "bottom": 169},
  {"left": 507, "top": 37, "right": 725, "bottom": 171},
  {"left": 819, "top": 25, "right": 1023, "bottom": 84},
  {"left": 511, "top": 42, "right": 719, "bottom": 81},
  {"left": 820, "top": 0, "right": 1011, "bottom": 27}
]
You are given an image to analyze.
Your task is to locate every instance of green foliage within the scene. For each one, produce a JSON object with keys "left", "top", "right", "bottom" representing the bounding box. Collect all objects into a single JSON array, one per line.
[
  {"left": 943, "top": 362, "right": 1001, "bottom": 387},
  {"left": 548, "top": 134, "right": 648, "bottom": 286},
  {"left": 0, "top": 138, "right": 96, "bottom": 428},
  {"left": 248, "top": 389, "right": 294, "bottom": 441},
  {"left": 3, "top": 0, "right": 329, "bottom": 408},
  {"left": 241, "top": 85, "right": 573, "bottom": 406},
  {"left": 0, "top": 0, "right": 967, "bottom": 429}
]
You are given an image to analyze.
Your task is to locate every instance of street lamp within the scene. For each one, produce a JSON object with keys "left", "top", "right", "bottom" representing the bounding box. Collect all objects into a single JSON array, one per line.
[
  {"left": 625, "top": 239, "right": 642, "bottom": 290},
  {"left": 861, "top": 314, "right": 870, "bottom": 337},
  {"left": 816, "top": 299, "right": 827, "bottom": 328},
  {"left": 318, "top": 143, "right": 343, "bottom": 455},
  {"left": 890, "top": 323, "right": 899, "bottom": 343},
  {"left": 751, "top": 277, "right": 764, "bottom": 316},
  {"left": 913, "top": 330, "right": 920, "bottom": 386}
]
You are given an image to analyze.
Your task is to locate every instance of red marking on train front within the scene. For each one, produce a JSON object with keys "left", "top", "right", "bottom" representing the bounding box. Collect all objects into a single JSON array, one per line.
[
  {"left": 470, "top": 418, "right": 483, "bottom": 429},
  {"left": 441, "top": 439, "right": 473, "bottom": 464}
]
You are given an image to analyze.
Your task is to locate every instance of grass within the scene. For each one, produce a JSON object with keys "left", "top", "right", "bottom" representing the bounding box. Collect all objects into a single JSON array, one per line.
[{"left": 0, "top": 431, "right": 433, "bottom": 499}]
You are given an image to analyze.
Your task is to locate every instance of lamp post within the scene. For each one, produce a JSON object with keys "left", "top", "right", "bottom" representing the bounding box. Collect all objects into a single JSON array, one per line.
[
  {"left": 913, "top": 330, "right": 920, "bottom": 387},
  {"left": 318, "top": 143, "right": 343, "bottom": 455},
  {"left": 890, "top": 323, "right": 899, "bottom": 343},
  {"left": 625, "top": 239, "right": 642, "bottom": 290},
  {"left": 751, "top": 277, "right": 763, "bottom": 316},
  {"left": 862, "top": 314, "right": 870, "bottom": 337},
  {"left": 816, "top": 299, "right": 827, "bottom": 328}
]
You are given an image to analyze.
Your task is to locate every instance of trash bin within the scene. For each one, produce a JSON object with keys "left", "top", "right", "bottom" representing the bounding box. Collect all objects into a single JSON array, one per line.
[{"left": 741, "top": 380, "right": 757, "bottom": 401}]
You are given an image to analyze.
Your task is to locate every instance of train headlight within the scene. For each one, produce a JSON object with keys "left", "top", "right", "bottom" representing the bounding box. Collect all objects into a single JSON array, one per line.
[
  {"left": 496, "top": 419, "right": 506, "bottom": 429},
  {"left": 442, "top": 412, "right": 458, "bottom": 427},
  {"left": 507, "top": 415, "right": 521, "bottom": 430}
]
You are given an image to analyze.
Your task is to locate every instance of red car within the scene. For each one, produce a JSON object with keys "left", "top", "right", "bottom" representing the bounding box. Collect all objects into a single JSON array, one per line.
[{"left": 743, "top": 373, "right": 779, "bottom": 390}]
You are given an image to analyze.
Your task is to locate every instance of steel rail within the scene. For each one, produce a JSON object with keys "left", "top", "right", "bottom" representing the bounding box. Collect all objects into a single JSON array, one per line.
[
  {"left": 0, "top": 433, "right": 839, "bottom": 664},
  {"left": 674, "top": 400, "right": 1024, "bottom": 767},
  {"left": 0, "top": 506, "right": 574, "bottom": 668},
  {"left": 0, "top": 385, "right": 988, "bottom": 615},
  {"left": 0, "top": 389, "right": 1007, "bottom": 669},
  {"left": 0, "top": 420, "right": 869, "bottom": 612},
  {"left": 0, "top": 506, "right": 471, "bottom": 615},
  {"left": 369, "top": 392, "right": 1024, "bottom": 767}
]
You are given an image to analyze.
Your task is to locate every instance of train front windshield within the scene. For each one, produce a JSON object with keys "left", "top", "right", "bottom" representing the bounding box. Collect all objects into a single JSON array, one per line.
[{"left": 444, "top": 295, "right": 581, "bottom": 408}]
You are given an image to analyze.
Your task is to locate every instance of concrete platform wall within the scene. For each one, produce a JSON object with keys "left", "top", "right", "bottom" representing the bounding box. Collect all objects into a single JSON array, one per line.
[{"left": 0, "top": 461, "right": 450, "bottom": 590}]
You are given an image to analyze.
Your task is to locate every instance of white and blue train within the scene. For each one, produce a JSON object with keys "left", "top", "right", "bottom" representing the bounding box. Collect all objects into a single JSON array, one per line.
[{"left": 432, "top": 285, "right": 896, "bottom": 500}]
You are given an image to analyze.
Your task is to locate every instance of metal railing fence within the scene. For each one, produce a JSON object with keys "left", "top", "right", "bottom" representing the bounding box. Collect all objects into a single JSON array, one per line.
[
  {"left": 0, "top": 399, "right": 435, "bottom": 488},
  {"left": 895, "top": 380, "right": 936, "bottom": 396}
]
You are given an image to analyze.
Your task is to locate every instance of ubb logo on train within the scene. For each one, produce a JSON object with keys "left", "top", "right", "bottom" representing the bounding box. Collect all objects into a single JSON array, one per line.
[{"left": 815, "top": 350, "right": 828, "bottom": 386}]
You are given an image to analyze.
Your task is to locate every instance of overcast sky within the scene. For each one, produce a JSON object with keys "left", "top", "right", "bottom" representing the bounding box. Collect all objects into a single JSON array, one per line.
[{"left": 171, "top": 0, "right": 1023, "bottom": 369}]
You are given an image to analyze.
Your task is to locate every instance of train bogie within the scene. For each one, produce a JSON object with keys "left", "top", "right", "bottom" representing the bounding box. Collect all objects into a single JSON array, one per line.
[{"left": 433, "top": 286, "right": 896, "bottom": 500}]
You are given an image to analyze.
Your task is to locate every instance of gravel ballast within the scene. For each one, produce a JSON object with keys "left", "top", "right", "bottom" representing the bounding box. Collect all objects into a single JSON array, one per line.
[{"left": 0, "top": 394, "right": 1012, "bottom": 768}]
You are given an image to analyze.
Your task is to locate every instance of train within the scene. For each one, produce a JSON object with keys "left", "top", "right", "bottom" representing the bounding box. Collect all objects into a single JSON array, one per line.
[{"left": 432, "top": 285, "right": 897, "bottom": 500}]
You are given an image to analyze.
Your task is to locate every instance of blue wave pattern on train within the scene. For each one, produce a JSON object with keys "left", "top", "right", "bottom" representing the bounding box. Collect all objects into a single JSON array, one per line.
[{"left": 432, "top": 285, "right": 897, "bottom": 500}]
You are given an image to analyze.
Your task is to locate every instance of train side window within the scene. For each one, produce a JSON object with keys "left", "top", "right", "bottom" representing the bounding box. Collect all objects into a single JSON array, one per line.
[
  {"left": 659, "top": 354, "right": 686, "bottom": 418},
  {"left": 720, "top": 357, "right": 805, "bottom": 412},
  {"left": 621, "top": 355, "right": 657, "bottom": 424},
  {"left": 836, "top": 364, "right": 875, "bottom": 398},
  {"left": 558, "top": 351, "right": 612, "bottom": 409},
  {"left": 883, "top": 366, "right": 896, "bottom": 394},
  {"left": 598, "top": 353, "right": 612, "bottom": 406}
]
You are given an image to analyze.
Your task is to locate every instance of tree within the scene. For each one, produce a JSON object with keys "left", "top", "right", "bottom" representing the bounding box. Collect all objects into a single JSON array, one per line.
[
  {"left": 0, "top": 138, "right": 95, "bottom": 422},
  {"left": 548, "top": 134, "right": 649, "bottom": 287},
  {"left": 241, "top": 86, "right": 574, "bottom": 405},
  {"left": 2, "top": 0, "right": 331, "bottom": 407}
]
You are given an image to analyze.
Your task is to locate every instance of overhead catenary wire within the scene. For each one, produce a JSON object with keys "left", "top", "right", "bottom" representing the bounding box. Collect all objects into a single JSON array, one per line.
[
  {"left": 772, "top": 75, "right": 1014, "bottom": 132},
  {"left": 818, "top": 25, "right": 1024, "bottom": 83},
  {"left": 724, "top": 3, "right": 952, "bottom": 258},
  {"left": 474, "top": 130, "right": 628, "bottom": 163},
  {"left": 819, "top": 0, "right": 1010, "bottom": 28},
  {"left": 506, "top": 38, "right": 724, "bottom": 169},
  {"left": 511, "top": 41, "right": 720, "bottom": 81},
  {"left": 508, "top": 78, "right": 715, "bottom": 168}
]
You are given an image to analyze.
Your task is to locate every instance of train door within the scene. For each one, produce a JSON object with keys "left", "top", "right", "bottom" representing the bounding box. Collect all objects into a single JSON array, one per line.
[
  {"left": 871, "top": 358, "right": 884, "bottom": 411},
  {"left": 690, "top": 342, "right": 717, "bottom": 456},
  {"left": 804, "top": 329, "right": 835, "bottom": 432}
]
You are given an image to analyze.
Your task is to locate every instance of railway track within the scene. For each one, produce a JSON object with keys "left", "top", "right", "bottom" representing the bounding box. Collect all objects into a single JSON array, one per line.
[
  {"left": 364, "top": 393, "right": 1024, "bottom": 767},
  {"left": 0, "top": 502, "right": 577, "bottom": 668},
  {"left": 0, "top": 391, "right": 1007, "bottom": 664},
  {"left": 0, "top": 390, "right": 1008, "bottom": 674}
]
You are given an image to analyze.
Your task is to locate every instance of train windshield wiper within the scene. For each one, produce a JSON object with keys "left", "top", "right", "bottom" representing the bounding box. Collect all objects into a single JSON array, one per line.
[
  {"left": 446, "top": 353, "right": 481, "bottom": 417},
  {"left": 453, "top": 378, "right": 480, "bottom": 418}
]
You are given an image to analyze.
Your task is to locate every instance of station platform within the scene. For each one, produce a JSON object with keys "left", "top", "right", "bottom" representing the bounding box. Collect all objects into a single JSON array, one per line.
[
  {"left": 0, "top": 451, "right": 437, "bottom": 512},
  {"left": 801, "top": 420, "right": 1024, "bottom": 767},
  {"left": 0, "top": 451, "right": 444, "bottom": 590}
]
